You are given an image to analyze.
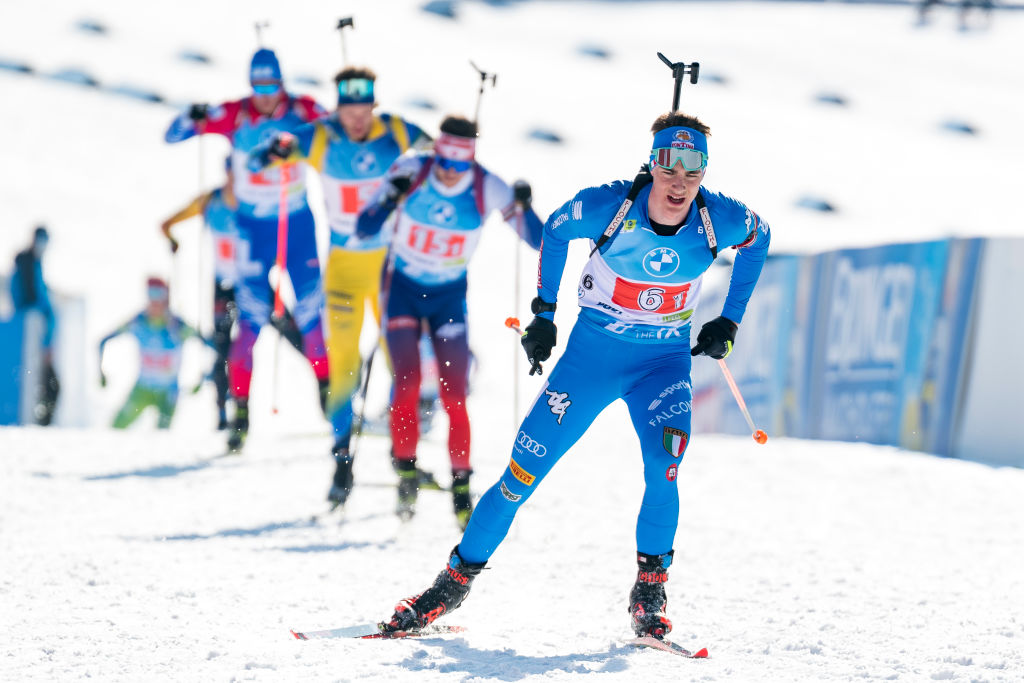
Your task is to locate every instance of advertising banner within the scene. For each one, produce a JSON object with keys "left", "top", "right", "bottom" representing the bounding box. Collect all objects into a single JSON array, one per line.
[
  {"left": 691, "top": 254, "right": 801, "bottom": 437},
  {"left": 914, "top": 239, "right": 983, "bottom": 456},
  {"left": 809, "top": 241, "right": 949, "bottom": 445}
]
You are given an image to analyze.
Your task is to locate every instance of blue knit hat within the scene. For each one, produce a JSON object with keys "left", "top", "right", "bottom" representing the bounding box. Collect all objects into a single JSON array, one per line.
[{"left": 250, "top": 48, "right": 282, "bottom": 84}]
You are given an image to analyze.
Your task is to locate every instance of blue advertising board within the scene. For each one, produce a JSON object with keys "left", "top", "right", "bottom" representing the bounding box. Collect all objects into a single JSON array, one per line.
[
  {"left": 915, "top": 238, "right": 983, "bottom": 456},
  {"left": 0, "top": 311, "right": 25, "bottom": 425},
  {"left": 808, "top": 240, "right": 949, "bottom": 445},
  {"left": 691, "top": 254, "right": 801, "bottom": 437},
  {"left": 780, "top": 254, "right": 822, "bottom": 439}
]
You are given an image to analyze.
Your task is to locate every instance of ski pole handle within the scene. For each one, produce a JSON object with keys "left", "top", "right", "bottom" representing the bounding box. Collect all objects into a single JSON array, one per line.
[
  {"left": 336, "top": 17, "right": 354, "bottom": 66},
  {"left": 716, "top": 358, "right": 768, "bottom": 445}
]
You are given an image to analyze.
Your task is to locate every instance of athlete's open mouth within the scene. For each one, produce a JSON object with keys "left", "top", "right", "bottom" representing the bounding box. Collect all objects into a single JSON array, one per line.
[{"left": 667, "top": 194, "right": 685, "bottom": 205}]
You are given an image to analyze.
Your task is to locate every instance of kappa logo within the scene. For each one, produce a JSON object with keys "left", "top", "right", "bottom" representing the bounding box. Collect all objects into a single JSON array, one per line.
[
  {"left": 499, "top": 481, "right": 521, "bottom": 502},
  {"left": 642, "top": 247, "right": 680, "bottom": 278},
  {"left": 662, "top": 427, "right": 688, "bottom": 457},
  {"left": 509, "top": 457, "right": 535, "bottom": 486},
  {"left": 516, "top": 431, "right": 547, "bottom": 457},
  {"left": 428, "top": 200, "right": 457, "bottom": 225},
  {"left": 544, "top": 389, "right": 571, "bottom": 424}
]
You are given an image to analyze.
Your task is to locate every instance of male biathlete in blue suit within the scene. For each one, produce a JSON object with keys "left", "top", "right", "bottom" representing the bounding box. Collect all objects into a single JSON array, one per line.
[{"left": 379, "top": 111, "right": 771, "bottom": 638}]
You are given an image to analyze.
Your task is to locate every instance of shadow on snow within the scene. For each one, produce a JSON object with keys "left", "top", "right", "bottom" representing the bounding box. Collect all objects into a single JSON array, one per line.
[
  {"left": 83, "top": 460, "right": 214, "bottom": 480},
  {"left": 391, "top": 638, "right": 634, "bottom": 680}
]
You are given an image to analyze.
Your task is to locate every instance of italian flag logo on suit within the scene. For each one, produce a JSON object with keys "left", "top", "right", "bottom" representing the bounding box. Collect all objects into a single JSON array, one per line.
[{"left": 662, "top": 427, "right": 688, "bottom": 457}]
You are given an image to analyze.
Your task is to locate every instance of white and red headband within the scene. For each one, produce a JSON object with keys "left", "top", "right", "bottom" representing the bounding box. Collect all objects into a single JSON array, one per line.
[{"left": 435, "top": 132, "right": 476, "bottom": 162}]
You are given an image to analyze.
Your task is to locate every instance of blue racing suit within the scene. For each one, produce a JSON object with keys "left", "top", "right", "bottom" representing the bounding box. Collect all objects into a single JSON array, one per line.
[{"left": 458, "top": 179, "right": 771, "bottom": 563}]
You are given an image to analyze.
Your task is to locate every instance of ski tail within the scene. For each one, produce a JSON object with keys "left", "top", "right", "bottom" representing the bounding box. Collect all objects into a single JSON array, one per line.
[
  {"left": 291, "top": 624, "right": 466, "bottom": 640},
  {"left": 627, "top": 635, "right": 709, "bottom": 658}
]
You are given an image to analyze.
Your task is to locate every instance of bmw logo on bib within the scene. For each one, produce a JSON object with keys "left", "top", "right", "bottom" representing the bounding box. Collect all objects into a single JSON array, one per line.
[
  {"left": 429, "top": 200, "right": 457, "bottom": 225},
  {"left": 352, "top": 150, "right": 379, "bottom": 175},
  {"left": 642, "top": 247, "right": 680, "bottom": 278}
]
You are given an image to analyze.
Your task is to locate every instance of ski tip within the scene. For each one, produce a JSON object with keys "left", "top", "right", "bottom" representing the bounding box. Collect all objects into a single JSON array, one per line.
[
  {"left": 693, "top": 647, "right": 709, "bottom": 658},
  {"left": 290, "top": 630, "right": 308, "bottom": 640}
]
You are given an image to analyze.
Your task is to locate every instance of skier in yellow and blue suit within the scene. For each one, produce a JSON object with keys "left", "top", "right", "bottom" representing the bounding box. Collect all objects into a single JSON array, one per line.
[{"left": 250, "top": 67, "right": 431, "bottom": 506}]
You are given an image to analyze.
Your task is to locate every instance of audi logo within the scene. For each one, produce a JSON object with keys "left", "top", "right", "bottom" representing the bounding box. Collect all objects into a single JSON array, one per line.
[{"left": 516, "top": 431, "right": 547, "bottom": 457}]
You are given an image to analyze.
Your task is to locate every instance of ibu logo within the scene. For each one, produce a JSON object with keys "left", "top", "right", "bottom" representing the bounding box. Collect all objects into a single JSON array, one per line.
[
  {"left": 352, "top": 151, "right": 379, "bottom": 175},
  {"left": 642, "top": 247, "right": 680, "bottom": 278},
  {"left": 428, "top": 200, "right": 457, "bottom": 226}
]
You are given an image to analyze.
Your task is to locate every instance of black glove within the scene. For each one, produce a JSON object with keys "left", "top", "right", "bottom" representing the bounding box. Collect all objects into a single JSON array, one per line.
[
  {"left": 521, "top": 316, "right": 556, "bottom": 376},
  {"left": 188, "top": 103, "right": 209, "bottom": 122},
  {"left": 690, "top": 316, "right": 738, "bottom": 359},
  {"left": 168, "top": 237, "right": 180, "bottom": 254},
  {"left": 99, "top": 371, "right": 107, "bottom": 388},
  {"left": 268, "top": 133, "right": 296, "bottom": 160},
  {"left": 513, "top": 179, "right": 532, "bottom": 210},
  {"left": 388, "top": 174, "right": 412, "bottom": 199}
]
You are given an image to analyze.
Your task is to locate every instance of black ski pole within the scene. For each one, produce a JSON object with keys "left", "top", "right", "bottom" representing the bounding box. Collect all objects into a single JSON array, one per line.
[
  {"left": 336, "top": 17, "right": 354, "bottom": 67},
  {"left": 657, "top": 52, "right": 700, "bottom": 111},
  {"left": 469, "top": 61, "right": 497, "bottom": 124}
]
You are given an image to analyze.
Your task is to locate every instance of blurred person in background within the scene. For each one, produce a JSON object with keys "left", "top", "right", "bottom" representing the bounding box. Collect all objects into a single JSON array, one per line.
[
  {"left": 11, "top": 225, "right": 59, "bottom": 425},
  {"left": 99, "top": 278, "right": 211, "bottom": 430},
  {"left": 160, "top": 157, "right": 304, "bottom": 430},
  {"left": 249, "top": 66, "right": 432, "bottom": 508},
  {"left": 164, "top": 47, "right": 329, "bottom": 453},
  {"left": 356, "top": 114, "right": 543, "bottom": 529}
]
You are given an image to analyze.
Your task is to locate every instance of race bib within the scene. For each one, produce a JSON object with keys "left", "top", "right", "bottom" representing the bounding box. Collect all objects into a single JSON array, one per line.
[
  {"left": 611, "top": 278, "right": 691, "bottom": 314},
  {"left": 322, "top": 176, "right": 382, "bottom": 234}
]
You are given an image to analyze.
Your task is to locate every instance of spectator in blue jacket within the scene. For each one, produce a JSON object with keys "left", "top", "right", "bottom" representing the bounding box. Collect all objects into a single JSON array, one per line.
[{"left": 11, "top": 225, "right": 59, "bottom": 425}]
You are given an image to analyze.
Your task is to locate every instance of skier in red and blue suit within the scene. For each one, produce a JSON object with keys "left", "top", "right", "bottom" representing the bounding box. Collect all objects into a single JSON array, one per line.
[
  {"left": 356, "top": 115, "right": 543, "bottom": 529},
  {"left": 378, "top": 111, "right": 771, "bottom": 640},
  {"left": 164, "top": 48, "right": 329, "bottom": 451}
]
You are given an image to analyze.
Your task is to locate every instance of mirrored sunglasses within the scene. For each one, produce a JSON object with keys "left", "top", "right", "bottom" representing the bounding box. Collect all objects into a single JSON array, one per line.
[
  {"left": 252, "top": 82, "right": 282, "bottom": 96},
  {"left": 337, "top": 78, "right": 374, "bottom": 99},
  {"left": 651, "top": 147, "right": 707, "bottom": 171},
  {"left": 436, "top": 156, "right": 472, "bottom": 173}
]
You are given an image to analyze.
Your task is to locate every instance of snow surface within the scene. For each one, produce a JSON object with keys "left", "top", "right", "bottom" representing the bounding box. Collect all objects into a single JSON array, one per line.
[
  {"left": 2, "top": 0, "right": 1024, "bottom": 680},
  {"left": 4, "top": 429, "right": 1023, "bottom": 681}
]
